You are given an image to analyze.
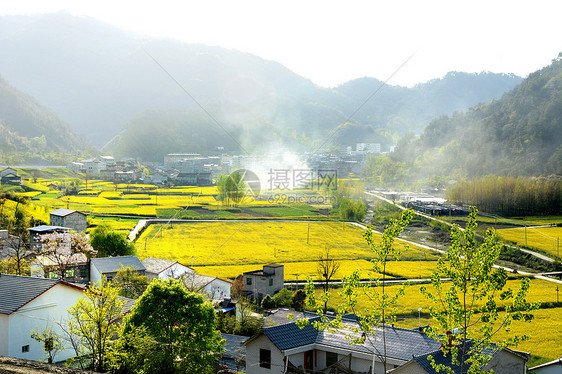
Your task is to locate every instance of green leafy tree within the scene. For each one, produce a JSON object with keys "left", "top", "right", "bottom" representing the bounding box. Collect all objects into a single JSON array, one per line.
[
  {"left": 292, "top": 289, "right": 307, "bottom": 312},
  {"left": 113, "top": 265, "right": 149, "bottom": 299},
  {"left": 420, "top": 207, "right": 539, "bottom": 374},
  {"left": 117, "top": 278, "right": 224, "bottom": 374},
  {"left": 261, "top": 294, "right": 276, "bottom": 309},
  {"left": 30, "top": 326, "right": 64, "bottom": 364},
  {"left": 90, "top": 224, "right": 136, "bottom": 258},
  {"left": 67, "top": 280, "right": 125, "bottom": 372},
  {"left": 272, "top": 288, "right": 293, "bottom": 308},
  {"left": 216, "top": 171, "right": 246, "bottom": 206},
  {"left": 303, "top": 209, "right": 414, "bottom": 373}
]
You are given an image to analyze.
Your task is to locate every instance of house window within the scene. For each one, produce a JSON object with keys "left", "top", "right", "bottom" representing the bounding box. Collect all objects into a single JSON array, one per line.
[
  {"left": 246, "top": 277, "right": 252, "bottom": 285},
  {"left": 106, "top": 275, "right": 113, "bottom": 282},
  {"left": 259, "top": 348, "right": 271, "bottom": 369},
  {"left": 22, "top": 345, "right": 29, "bottom": 353},
  {"left": 326, "top": 351, "right": 338, "bottom": 367},
  {"left": 269, "top": 279, "right": 273, "bottom": 286}
]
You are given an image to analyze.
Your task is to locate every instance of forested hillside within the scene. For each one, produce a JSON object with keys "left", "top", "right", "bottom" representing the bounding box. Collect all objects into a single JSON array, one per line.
[
  {"left": 0, "top": 75, "right": 91, "bottom": 164},
  {"left": 373, "top": 55, "right": 562, "bottom": 185},
  {"left": 0, "top": 13, "right": 522, "bottom": 158}
]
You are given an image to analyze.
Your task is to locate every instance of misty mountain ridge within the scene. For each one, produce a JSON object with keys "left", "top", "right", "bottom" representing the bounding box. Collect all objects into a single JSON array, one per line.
[
  {"left": 0, "top": 12, "right": 523, "bottom": 161},
  {"left": 0, "top": 75, "right": 91, "bottom": 164},
  {"left": 389, "top": 55, "right": 562, "bottom": 179}
]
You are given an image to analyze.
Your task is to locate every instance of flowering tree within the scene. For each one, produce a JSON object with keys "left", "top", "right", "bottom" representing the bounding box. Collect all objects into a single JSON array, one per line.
[{"left": 39, "top": 232, "right": 97, "bottom": 279}]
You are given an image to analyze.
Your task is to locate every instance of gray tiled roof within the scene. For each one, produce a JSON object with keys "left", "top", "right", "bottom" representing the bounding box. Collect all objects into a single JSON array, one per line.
[
  {"left": 222, "top": 333, "right": 247, "bottom": 359},
  {"left": 0, "top": 274, "right": 60, "bottom": 314},
  {"left": 91, "top": 256, "right": 146, "bottom": 274},
  {"left": 50, "top": 208, "right": 83, "bottom": 217},
  {"left": 141, "top": 257, "right": 177, "bottom": 274},
  {"left": 262, "top": 318, "right": 441, "bottom": 361}
]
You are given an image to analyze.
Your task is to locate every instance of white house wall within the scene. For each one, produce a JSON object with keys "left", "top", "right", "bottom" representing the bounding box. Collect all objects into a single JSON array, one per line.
[
  {"left": 90, "top": 262, "right": 102, "bottom": 285},
  {"left": 159, "top": 263, "right": 194, "bottom": 280},
  {"left": 0, "top": 314, "right": 8, "bottom": 356},
  {"left": 7, "top": 284, "right": 84, "bottom": 362},
  {"left": 204, "top": 279, "right": 231, "bottom": 300},
  {"left": 486, "top": 350, "right": 527, "bottom": 374},
  {"left": 246, "top": 334, "right": 285, "bottom": 374}
]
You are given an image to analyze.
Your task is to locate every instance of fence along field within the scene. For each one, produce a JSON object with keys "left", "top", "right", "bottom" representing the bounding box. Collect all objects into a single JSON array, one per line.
[{"left": 135, "top": 221, "right": 443, "bottom": 280}]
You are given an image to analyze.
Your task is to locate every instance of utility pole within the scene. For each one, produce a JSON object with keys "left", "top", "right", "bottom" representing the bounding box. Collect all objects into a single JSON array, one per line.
[{"left": 524, "top": 225, "right": 527, "bottom": 246}]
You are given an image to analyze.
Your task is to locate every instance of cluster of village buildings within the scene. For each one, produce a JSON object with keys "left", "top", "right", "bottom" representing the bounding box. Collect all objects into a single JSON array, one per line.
[
  {"left": 64, "top": 143, "right": 383, "bottom": 187},
  {"left": 1, "top": 208, "right": 551, "bottom": 373},
  {"left": 0, "top": 164, "right": 558, "bottom": 373}
]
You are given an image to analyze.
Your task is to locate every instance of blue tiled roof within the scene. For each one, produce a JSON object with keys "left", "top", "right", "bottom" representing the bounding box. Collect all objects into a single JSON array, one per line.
[
  {"left": 413, "top": 342, "right": 498, "bottom": 374},
  {"left": 262, "top": 318, "right": 441, "bottom": 360},
  {"left": 264, "top": 317, "right": 321, "bottom": 350}
]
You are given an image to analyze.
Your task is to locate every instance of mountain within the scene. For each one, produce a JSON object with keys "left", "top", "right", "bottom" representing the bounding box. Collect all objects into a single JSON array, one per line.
[
  {"left": 0, "top": 13, "right": 523, "bottom": 159},
  {"left": 388, "top": 54, "right": 562, "bottom": 180},
  {"left": 0, "top": 75, "right": 91, "bottom": 164}
]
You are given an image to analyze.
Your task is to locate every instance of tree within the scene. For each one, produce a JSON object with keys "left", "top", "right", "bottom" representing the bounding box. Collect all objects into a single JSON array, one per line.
[
  {"left": 420, "top": 207, "right": 539, "bottom": 374},
  {"left": 113, "top": 265, "right": 149, "bottom": 299},
  {"left": 216, "top": 171, "right": 246, "bottom": 206},
  {"left": 0, "top": 233, "right": 30, "bottom": 275},
  {"left": 231, "top": 274, "right": 245, "bottom": 298},
  {"left": 272, "top": 288, "right": 293, "bottom": 308},
  {"left": 90, "top": 225, "right": 136, "bottom": 258},
  {"left": 67, "top": 280, "right": 126, "bottom": 372},
  {"left": 117, "top": 279, "right": 224, "bottom": 374},
  {"left": 30, "top": 326, "right": 64, "bottom": 364},
  {"left": 303, "top": 209, "right": 414, "bottom": 374},
  {"left": 317, "top": 247, "right": 341, "bottom": 312},
  {"left": 261, "top": 294, "right": 276, "bottom": 309},
  {"left": 39, "top": 231, "right": 96, "bottom": 279},
  {"left": 292, "top": 289, "right": 307, "bottom": 311}
]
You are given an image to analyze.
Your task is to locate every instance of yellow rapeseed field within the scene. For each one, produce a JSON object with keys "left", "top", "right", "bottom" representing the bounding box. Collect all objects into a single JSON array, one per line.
[
  {"left": 136, "top": 221, "right": 443, "bottom": 279},
  {"left": 497, "top": 226, "right": 562, "bottom": 258},
  {"left": 396, "top": 307, "right": 562, "bottom": 365}
]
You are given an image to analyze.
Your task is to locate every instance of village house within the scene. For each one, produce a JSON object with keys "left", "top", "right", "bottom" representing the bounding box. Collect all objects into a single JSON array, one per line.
[
  {"left": 242, "top": 264, "right": 284, "bottom": 303},
  {"left": 0, "top": 274, "right": 86, "bottom": 363},
  {"left": 49, "top": 209, "right": 88, "bottom": 233},
  {"left": 141, "top": 257, "right": 194, "bottom": 281},
  {"left": 0, "top": 167, "right": 22, "bottom": 185},
  {"left": 176, "top": 171, "right": 213, "bottom": 186},
  {"left": 390, "top": 344, "right": 530, "bottom": 374},
  {"left": 28, "top": 225, "right": 70, "bottom": 251},
  {"left": 243, "top": 317, "right": 529, "bottom": 374},
  {"left": 529, "top": 357, "right": 562, "bottom": 374},
  {"left": 90, "top": 255, "right": 146, "bottom": 284},
  {"left": 182, "top": 273, "right": 232, "bottom": 300}
]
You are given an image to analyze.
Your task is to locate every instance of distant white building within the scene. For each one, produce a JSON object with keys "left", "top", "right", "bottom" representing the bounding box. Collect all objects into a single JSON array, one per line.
[{"left": 356, "top": 143, "right": 381, "bottom": 154}]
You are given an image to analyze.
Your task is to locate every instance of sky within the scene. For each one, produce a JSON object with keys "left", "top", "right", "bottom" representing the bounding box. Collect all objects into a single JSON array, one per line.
[{"left": 1, "top": 0, "right": 561, "bottom": 87}]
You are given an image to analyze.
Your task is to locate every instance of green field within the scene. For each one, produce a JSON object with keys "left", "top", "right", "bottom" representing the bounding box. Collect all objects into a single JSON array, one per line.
[{"left": 136, "top": 221, "right": 443, "bottom": 279}]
